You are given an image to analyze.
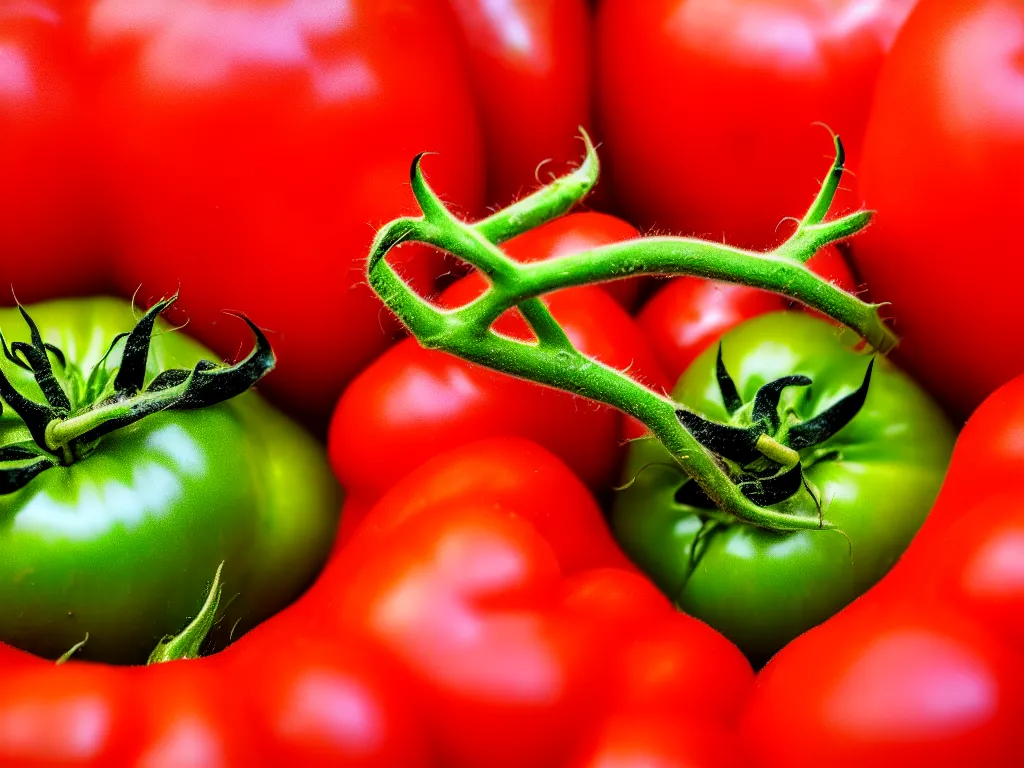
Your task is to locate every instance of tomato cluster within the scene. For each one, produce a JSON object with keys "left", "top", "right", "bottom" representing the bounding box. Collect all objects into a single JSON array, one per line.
[{"left": 1, "top": 1, "right": 1022, "bottom": 766}]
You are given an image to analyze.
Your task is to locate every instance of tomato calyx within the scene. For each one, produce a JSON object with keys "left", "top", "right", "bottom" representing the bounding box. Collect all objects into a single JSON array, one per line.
[
  {"left": 148, "top": 562, "right": 224, "bottom": 665},
  {"left": 673, "top": 344, "right": 874, "bottom": 515},
  {"left": 0, "top": 294, "right": 274, "bottom": 489}
]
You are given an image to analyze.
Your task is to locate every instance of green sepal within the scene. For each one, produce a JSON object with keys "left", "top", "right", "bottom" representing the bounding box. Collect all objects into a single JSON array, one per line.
[
  {"left": 85, "top": 332, "right": 129, "bottom": 401},
  {"left": 147, "top": 562, "right": 224, "bottom": 665}
]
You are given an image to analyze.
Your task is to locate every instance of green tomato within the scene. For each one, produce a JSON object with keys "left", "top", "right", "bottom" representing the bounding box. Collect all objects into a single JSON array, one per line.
[
  {"left": 0, "top": 297, "right": 338, "bottom": 663},
  {"left": 612, "top": 312, "right": 954, "bottom": 663}
]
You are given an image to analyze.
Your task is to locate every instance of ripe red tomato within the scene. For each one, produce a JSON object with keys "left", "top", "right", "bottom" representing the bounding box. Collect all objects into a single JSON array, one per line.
[
  {"left": 0, "top": 2, "right": 103, "bottom": 303},
  {"left": 1, "top": 1, "right": 598, "bottom": 428},
  {"left": 852, "top": 0, "right": 1024, "bottom": 418},
  {"left": 317, "top": 438, "right": 753, "bottom": 768},
  {"left": 595, "top": 0, "right": 917, "bottom": 250},
  {"left": 741, "top": 599, "right": 1024, "bottom": 767},
  {"left": 445, "top": 0, "right": 592, "bottom": 207},
  {"left": 638, "top": 246, "right": 856, "bottom": 384},
  {"left": 83, "top": 0, "right": 485, "bottom": 426},
  {"left": 329, "top": 277, "right": 668, "bottom": 523}
]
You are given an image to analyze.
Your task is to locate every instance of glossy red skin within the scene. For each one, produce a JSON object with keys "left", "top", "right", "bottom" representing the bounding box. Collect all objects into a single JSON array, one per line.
[
  {"left": 79, "top": 0, "right": 485, "bottom": 426},
  {"left": 638, "top": 246, "right": 856, "bottom": 384},
  {"left": 0, "top": 2, "right": 104, "bottom": 303},
  {"left": 852, "top": 0, "right": 1024, "bottom": 419},
  {"left": 0, "top": 438, "right": 751, "bottom": 766},
  {"left": 502, "top": 212, "right": 644, "bottom": 309},
  {"left": 595, "top": 0, "right": 917, "bottom": 251},
  {"left": 317, "top": 439, "right": 752, "bottom": 768},
  {"left": 0, "top": 632, "right": 429, "bottom": 767},
  {"left": 742, "top": 600, "right": 1024, "bottom": 767},
  {"left": 569, "top": 713, "right": 747, "bottom": 768},
  {"left": 739, "top": 374, "right": 1024, "bottom": 766},
  {"left": 334, "top": 437, "right": 634, "bottom": 569},
  {"left": 329, "top": 270, "right": 669, "bottom": 511},
  {"left": 445, "top": 0, "right": 591, "bottom": 207},
  {"left": 560, "top": 567, "right": 753, "bottom": 767}
]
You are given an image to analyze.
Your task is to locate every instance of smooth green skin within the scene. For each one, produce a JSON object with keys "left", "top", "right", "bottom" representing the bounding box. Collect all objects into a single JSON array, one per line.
[
  {"left": 612, "top": 312, "right": 955, "bottom": 664},
  {"left": 0, "top": 298, "right": 339, "bottom": 663}
]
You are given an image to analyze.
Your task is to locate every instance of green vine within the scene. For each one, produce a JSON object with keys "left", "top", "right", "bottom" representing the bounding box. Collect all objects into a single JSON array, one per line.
[{"left": 366, "top": 132, "right": 894, "bottom": 532}]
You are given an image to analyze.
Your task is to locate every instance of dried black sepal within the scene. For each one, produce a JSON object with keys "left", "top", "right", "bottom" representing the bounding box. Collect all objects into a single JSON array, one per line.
[
  {"left": 0, "top": 301, "right": 275, "bottom": 495},
  {"left": 11, "top": 306, "right": 71, "bottom": 412},
  {"left": 715, "top": 343, "right": 743, "bottom": 415},
  {"left": 147, "top": 363, "right": 214, "bottom": 393},
  {"left": 0, "top": 457, "right": 56, "bottom": 494},
  {"left": 0, "top": 337, "right": 62, "bottom": 452},
  {"left": 738, "top": 462, "right": 803, "bottom": 507},
  {"left": 675, "top": 407, "right": 761, "bottom": 464},
  {"left": 167, "top": 316, "right": 274, "bottom": 410},
  {"left": 76, "top": 316, "right": 274, "bottom": 445},
  {"left": 114, "top": 293, "right": 179, "bottom": 396},
  {"left": 751, "top": 375, "right": 811, "bottom": 431},
  {"left": 789, "top": 359, "right": 874, "bottom": 450}
]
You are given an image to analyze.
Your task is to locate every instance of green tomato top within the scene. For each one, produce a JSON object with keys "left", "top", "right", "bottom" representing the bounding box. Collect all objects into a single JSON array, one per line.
[
  {"left": 0, "top": 297, "right": 339, "bottom": 663},
  {"left": 613, "top": 312, "right": 955, "bottom": 664}
]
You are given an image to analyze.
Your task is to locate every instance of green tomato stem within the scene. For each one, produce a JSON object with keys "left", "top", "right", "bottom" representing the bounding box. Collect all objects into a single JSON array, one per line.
[{"left": 366, "top": 133, "right": 891, "bottom": 532}]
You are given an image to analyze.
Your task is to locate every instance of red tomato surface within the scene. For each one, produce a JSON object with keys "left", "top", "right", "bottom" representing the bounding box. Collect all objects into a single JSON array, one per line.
[
  {"left": 83, "top": 0, "right": 485, "bottom": 426},
  {"left": 1, "top": 1, "right": 602, "bottom": 428},
  {"left": 0, "top": 2, "right": 103, "bottom": 302},
  {"left": 742, "top": 600, "right": 1024, "bottom": 767},
  {"left": 638, "top": 246, "right": 856, "bottom": 384},
  {"left": 0, "top": 630, "right": 431, "bottom": 767},
  {"left": 852, "top": 0, "right": 1024, "bottom": 419},
  {"left": 318, "top": 438, "right": 754, "bottom": 768},
  {"left": 445, "top": 0, "right": 592, "bottom": 207},
  {"left": 595, "top": 0, "right": 917, "bottom": 250},
  {"left": 329, "top": 237, "right": 669, "bottom": 518}
]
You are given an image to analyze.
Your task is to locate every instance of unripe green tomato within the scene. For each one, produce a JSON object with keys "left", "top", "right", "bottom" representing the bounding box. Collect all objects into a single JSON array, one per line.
[
  {"left": 613, "top": 312, "right": 954, "bottom": 663},
  {"left": 0, "top": 298, "right": 338, "bottom": 663}
]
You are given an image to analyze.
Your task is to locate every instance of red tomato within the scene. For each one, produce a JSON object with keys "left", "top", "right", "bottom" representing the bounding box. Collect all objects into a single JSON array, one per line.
[
  {"left": 317, "top": 438, "right": 753, "bottom": 768},
  {"left": 334, "top": 436, "right": 634, "bottom": 569},
  {"left": 83, "top": 0, "right": 486, "bottom": 426},
  {"left": 0, "top": 2, "right": 103, "bottom": 302},
  {"left": 329, "top": 264, "right": 669, "bottom": 512},
  {"left": 852, "top": 0, "right": 1024, "bottom": 418},
  {"left": 0, "top": 633, "right": 432, "bottom": 767},
  {"left": 741, "top": 600, "right": 1024, "bottom": 767},
  {"left": 569, "top": 713, "right": 746, "bottom": 768},
  {"left": 638, "top": 246, "right": 856, "bottom": 384},
  {"left": 595, "top": 0, "right": 917, "bottom": 250},
  {"left": 445, "top": 0, "right": 592, "bottom": 207}
]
